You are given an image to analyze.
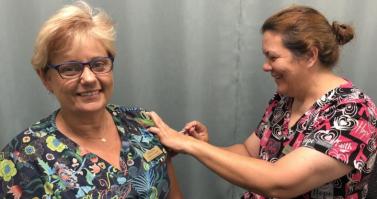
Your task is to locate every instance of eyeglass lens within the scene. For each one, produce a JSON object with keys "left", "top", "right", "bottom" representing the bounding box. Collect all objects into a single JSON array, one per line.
[{"left": 58, "top": 57, "right": 112, "bottom": 78}]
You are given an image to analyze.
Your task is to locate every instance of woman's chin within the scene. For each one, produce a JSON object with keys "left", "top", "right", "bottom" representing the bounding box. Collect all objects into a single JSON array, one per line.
[
  {"left": 71, "top": 102, "right": 107, "bottom": 114},
  {"left": 276, "top": 86, "right": 288, "bottom": 96}
]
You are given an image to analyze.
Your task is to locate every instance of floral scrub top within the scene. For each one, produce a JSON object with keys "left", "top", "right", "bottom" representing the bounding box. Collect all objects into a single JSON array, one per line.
[
  {"left": 243, "top": 81, "right": 377, "bottom": 199},
  {"left": 0, "top": 104, "right": 170, "bottom": 199}
]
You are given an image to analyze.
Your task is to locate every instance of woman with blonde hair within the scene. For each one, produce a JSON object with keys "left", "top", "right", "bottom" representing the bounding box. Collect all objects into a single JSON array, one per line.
[{"left": 0, "top": 2, "right": 181, "bottom": 198}]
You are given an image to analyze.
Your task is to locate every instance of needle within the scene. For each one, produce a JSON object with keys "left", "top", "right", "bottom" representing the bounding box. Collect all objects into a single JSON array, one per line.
[{"left": 178, "top": 128, "right": 189, "bottom": 135}]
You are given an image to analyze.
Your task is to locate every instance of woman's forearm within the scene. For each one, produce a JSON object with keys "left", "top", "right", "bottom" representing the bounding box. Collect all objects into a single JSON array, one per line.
[{"left": 185, "top": 138, "right": 277, "bottom": 196}]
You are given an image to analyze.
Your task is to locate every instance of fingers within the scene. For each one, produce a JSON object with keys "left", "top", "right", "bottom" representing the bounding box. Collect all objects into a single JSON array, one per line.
[
  {"left": 184, "top": 121, "right": 207, "bottom": 133},
  {"left": 181, "top": 120, "right": 209, "bottom": 142},
  {"left": 183, "top": 121, "right": 198, "bottom": 134},
  {"left": 146, "top": 112, "right": 179, "bottom": 136},
  {"left": 147, "top": 126, "right": 159, "bottom": 134},
  {"left": 184, "top": 121, "right": 200, "bottom": 130},
  {"left": 147, "top": 113, "right": 207, "bottom": 142},
  {"left": 147, "top": 111, "right": 168, "bottom": 129}
]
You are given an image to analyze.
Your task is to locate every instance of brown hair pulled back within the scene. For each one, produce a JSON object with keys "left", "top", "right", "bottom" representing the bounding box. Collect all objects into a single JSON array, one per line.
[{"left": 261, "top": 6, "right": 354, "bottom": 68}]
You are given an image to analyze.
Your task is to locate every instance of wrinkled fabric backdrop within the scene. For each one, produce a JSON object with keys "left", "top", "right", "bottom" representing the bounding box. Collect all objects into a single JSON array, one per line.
[{"left": 1, "top": 0, "right": 376, "bottom": 198}]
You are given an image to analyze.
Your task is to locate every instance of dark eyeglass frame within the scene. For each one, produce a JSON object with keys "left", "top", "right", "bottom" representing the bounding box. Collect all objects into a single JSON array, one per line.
[{"left": 46, "top": 56, "right": 114, "bottom": 79}]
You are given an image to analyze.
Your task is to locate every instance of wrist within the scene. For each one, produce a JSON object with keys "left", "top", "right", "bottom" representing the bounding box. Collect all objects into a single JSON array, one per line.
[{"left": 184, "top": 136, "right": 204, "bottom": 155}]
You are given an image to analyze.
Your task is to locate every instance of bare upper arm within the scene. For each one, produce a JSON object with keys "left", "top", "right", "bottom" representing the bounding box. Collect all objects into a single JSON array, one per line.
[
  {"left": 243, "top": 132, "right": 260, "bottom": 157},
  {"left": 267, "top": 147, "right": 353, "bottom": 198},
  {"left": 220, "top": 132, "right": 352, "bottom": 198},
  {"left": 223, "top": 132, "right": 260, "bottom": 157},
  {"left": 167, "top": 158, "right": 183, "bottom": 199}
]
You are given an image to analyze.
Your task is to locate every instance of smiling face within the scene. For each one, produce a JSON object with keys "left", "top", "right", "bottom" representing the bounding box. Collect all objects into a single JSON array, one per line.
[
  {"left": 262, "top": 31, "right": 310, "bottom": 97},
  {"left": 38, "top": 36, "right": 113, "bottom": 114}
]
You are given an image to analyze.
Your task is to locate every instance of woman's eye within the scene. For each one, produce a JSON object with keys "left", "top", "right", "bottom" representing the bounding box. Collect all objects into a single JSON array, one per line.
[{"left": 269, "top": 56, "right": 278, "bottom": 62}]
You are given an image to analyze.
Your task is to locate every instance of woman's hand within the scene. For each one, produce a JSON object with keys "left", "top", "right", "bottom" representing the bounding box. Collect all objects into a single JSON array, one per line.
[
  {"left": 147, "top": 111, "right": 195, "bottom": 153},
  {"left": 182, "top": 121, "right": 209, "bottom": 142}
]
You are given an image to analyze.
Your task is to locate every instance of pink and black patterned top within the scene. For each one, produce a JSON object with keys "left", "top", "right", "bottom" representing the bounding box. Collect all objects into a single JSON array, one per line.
[{"left": 243, "top": 81, "right": 377, "bottom": 199}]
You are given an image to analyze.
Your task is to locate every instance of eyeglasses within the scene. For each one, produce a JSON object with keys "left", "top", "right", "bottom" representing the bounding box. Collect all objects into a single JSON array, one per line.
[{"left": 46, "top": 56, "right": 114, "bottom": 79}]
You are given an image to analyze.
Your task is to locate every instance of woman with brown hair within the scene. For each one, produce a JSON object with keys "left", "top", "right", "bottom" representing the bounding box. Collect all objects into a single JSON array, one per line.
[{"left": 148, "top": 5, "right": 377, "bottom": 198}]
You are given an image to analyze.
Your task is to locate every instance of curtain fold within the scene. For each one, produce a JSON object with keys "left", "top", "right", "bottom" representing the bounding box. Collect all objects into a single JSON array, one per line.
[{"left": 1, "top": 0, "right": 376, "bottom": 198}]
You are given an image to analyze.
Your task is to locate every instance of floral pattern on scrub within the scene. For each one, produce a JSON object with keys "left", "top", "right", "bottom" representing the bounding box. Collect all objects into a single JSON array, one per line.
[{"left": 0, "top": 104, "right": 170, "bottom": 199}]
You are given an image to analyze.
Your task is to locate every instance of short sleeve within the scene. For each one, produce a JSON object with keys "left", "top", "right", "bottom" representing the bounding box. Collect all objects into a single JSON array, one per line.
[
  {"left": 109, "top": 105, "right": 171, "bottom": 197},
  {"left": 301, "top": 101, "right": 377, "bottom": 172}
]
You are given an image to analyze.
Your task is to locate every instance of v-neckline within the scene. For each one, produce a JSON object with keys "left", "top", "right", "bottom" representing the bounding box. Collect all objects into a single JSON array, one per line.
[
  {"left": 285, "top": 98, "right": 310, "bottom": 131},
  {"left": 49, "top": 107, "right": 127, "bottom": 172},
  {"left": 284, "top": 80, "right": 352, "bottom": 133}
]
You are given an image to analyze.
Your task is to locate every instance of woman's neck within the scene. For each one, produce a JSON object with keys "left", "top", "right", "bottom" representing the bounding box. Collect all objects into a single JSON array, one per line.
[
  {"left": 292, "top": 69, "right": 346, "bottom": 114},
  {"left": 56, "top": 108, "right": 110, "bottom": 139},
  {"left": 295, "top": 69, "right": 345, "bottom": 103}
]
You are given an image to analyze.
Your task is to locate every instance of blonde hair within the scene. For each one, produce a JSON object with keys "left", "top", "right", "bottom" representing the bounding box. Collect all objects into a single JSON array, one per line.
[{"left": 31, "top": 1, "right": 116, "bottom": 70}]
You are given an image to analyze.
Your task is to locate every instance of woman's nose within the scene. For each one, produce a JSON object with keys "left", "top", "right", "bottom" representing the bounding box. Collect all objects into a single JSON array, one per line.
[
  {"left": 262, "top": 61, "right": 272, "bottom": 72},
  {"left": 80, "top": 67, "right": 97, "bottom": 82}
]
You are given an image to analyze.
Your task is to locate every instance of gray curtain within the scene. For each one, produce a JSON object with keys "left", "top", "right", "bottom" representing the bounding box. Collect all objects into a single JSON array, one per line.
[{"left": 1, "top": 0, "right": 376, "bottom": 198}]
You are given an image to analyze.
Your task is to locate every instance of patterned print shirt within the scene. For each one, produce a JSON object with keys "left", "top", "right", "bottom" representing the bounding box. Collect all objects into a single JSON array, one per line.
[
  {"left": 0, "top": 104, "right": 170, "bottom": 199},
  {"left": 243, "top": 81, "right": 377, "bottom": 199}
]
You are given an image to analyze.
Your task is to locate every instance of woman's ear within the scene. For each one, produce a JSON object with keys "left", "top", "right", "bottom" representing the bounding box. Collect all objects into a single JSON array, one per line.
[
  {"left": 306, "top": 47, "right": 319, "bottom": 68},
  {"left": 36, "top": 68, "right": 53, "bottom": 93}
]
